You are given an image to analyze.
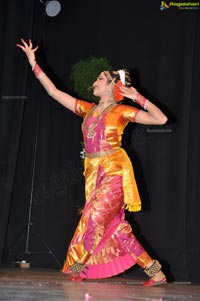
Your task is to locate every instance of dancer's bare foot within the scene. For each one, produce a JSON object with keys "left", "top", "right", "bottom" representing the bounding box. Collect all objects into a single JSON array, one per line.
[
  {"left": 143, "top": 270, "right": 167, "bottom": 287},
  {"left": 68, "top": 272, "right": 83, "bottom": 282},
  {"left": 143, "top": 260, "right": 167, "bottom": 287}
]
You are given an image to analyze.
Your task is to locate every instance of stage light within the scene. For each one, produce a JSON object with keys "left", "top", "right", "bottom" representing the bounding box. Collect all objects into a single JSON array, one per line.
[{"left": 40, "top": 0, "right": 61, "bottom": 17}]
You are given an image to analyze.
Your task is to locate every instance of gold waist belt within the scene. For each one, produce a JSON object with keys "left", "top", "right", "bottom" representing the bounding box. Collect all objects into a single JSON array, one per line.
[{"left": 85, "top": 148, "right": 120, "bottom": 158}]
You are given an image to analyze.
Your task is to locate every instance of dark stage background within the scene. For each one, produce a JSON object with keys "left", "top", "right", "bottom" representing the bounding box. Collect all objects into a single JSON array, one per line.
[{"left": 0, "top": 0, "right": 199, "bottom": 282}]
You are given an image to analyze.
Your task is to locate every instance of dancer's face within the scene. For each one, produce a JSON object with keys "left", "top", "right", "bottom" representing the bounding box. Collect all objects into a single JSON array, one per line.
[{"left": 92, "top": 71, "right": 113, "bottom": 97}]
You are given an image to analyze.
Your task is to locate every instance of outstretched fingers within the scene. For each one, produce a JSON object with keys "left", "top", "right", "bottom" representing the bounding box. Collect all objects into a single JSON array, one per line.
[
  {"left": 16, "top": 38, "right": 38, "bottom": 53},
  {"left": 28, "top": 39, "right": 38, "bottom": 51},
  {"left": 16, "top": 38, "right": 28, "bottom": 51},
  {"left": 16, "top": 43, "right": 24, "bottom": 50},
  {"left": 32, "top": 45, "right": 39, "bottom": 52},
  {"left": 29, "top": 38, "right": 33, "bottom": 48}
]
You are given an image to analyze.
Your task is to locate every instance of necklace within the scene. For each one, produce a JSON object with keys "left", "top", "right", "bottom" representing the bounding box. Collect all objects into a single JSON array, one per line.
[
  {"left": 98, "top": 100, "right": 116, "bottom": 105},
  {"left": 83, "top": 103, "right": 116, "bottom": 138}
]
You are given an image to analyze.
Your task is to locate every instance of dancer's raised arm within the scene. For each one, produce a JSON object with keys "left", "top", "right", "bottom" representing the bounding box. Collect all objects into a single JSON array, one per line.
[
  {"left": 119, "top": 86, "right": 168, "bottom": 125},
  {"left": 16, "top": 39, "right": 76, "bottom": 112}
]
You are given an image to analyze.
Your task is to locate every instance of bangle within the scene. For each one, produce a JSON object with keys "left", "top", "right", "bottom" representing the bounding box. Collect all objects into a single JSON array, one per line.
[
  {"left": 37, "top": 72, "right": 45, "bottom": 79},
  {"left": 33, "top": 63, "right": 43, "bottom": 78},
  {"left": 135, "top": 92, "right": 148, "bottom": 110}
]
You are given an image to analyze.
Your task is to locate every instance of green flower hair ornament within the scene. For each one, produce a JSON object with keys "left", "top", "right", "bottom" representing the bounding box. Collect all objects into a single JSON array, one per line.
[{"left": 70, "top": 56, "right": 112, "bottom": 103}]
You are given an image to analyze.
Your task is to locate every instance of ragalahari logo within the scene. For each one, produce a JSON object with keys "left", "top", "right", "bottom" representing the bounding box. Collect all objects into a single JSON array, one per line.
[
  {"left": 160, "top": 1, "right": 200, "bottom": 10},
  {"left": 160, "top": 1, "right": 170, "bottom": 10}
]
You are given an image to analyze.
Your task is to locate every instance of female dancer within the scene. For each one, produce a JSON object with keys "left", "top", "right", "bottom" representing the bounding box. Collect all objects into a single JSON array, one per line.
[{"left": 17, "top": 38, "right": 168, "bottom": 286}]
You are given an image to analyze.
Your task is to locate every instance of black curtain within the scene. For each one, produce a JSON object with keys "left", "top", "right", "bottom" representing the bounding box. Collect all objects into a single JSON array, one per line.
[
  {"left": 0, "top": 0, "right": 36, "bottom": 266},
  {"left": 0, "top": 0, "right": 199, "bottom": 282}
]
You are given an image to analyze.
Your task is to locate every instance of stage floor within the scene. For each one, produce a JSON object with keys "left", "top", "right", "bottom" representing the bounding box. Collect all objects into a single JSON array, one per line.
[{"left": 0, "top": 267, "right": 200, "bottom": 301}]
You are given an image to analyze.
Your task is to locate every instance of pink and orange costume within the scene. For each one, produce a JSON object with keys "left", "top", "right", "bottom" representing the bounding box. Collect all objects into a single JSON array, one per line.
[{"left": 62, "top": 99, "right": 153, "bottom": 279}]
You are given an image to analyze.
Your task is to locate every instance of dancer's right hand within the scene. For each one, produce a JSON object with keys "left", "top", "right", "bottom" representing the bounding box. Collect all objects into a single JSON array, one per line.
[{"left": 16, "top": 38, "right": 39, "bottom": 67}]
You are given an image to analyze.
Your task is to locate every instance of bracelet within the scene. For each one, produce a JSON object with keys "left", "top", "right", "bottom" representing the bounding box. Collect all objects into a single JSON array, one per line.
[
  {"left": 37, "top": 72, "right": 45, "bottom": 79},
  {"left": 134, "top": 92, "right": 148, "bottom": 110},
  {"left": 33, "top": 62, "right": 43, "bottom": 78}
]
